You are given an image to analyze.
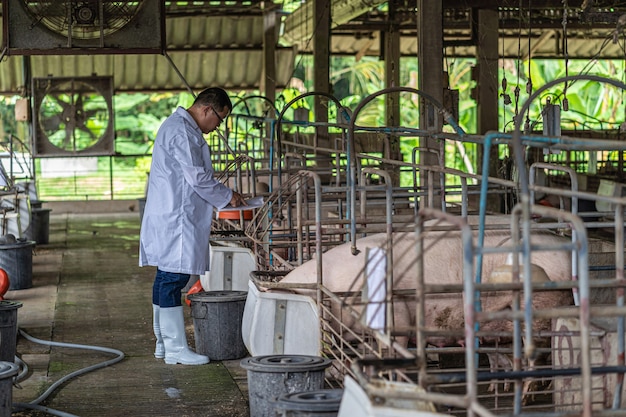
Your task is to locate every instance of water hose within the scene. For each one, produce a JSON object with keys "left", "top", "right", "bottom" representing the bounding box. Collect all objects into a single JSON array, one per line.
[{"left": 12, "top": 328, "right": 125, "bottom": 417}]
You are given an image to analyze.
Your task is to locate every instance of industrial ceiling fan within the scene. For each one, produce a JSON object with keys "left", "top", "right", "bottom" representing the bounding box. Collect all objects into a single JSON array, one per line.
[
  {"left": 2, "top": 0, "right": 165, "bottom": 54},
  {"left": 32, "top": 76, "right": 115, "bottom": 157}
]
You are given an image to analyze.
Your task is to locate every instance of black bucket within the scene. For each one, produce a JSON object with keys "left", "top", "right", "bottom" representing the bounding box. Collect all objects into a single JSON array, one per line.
[
  {"left": 188, "top": 290, "right": 248, "bottom": 360},
  {"left": 274, "top": 389, "right": 343, "bottom": 417},
  {"left": 0, "top": 241, "right": 35, "bottom": 290},
  {"left": 0, "top": 361, "right": 18, "bottom": 417},
  {"left": 30, "top": 208, "right": 51, "bottom": 245},
  {"left": 240, "top": 355, "right": 332, "bottom": 417},
  {"left": 0, "top": 301, "right": 22, "bottom": 363}
]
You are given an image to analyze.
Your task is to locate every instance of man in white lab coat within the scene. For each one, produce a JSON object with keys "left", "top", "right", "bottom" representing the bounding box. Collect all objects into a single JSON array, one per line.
[{"left": 139, "top": 87, "right": 246, "bottom": 365}]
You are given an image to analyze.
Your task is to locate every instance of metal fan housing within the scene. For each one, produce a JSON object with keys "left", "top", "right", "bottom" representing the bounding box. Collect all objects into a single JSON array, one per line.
[
  {"left": 32, "top": 76, "right": 115, "bottom": 157},
  {"left": 2, "top": 0, "right": 164, "bottom": 54}
]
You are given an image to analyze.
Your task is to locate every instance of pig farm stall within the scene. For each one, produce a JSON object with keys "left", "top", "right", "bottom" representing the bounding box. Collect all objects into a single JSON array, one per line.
[
  {"left": 211, "top": 81, "right": 626, "bottom": 415},
  {"left": 235, "top": 168, "right": 624, "bottom": 414},
  {"left": 240, "top": 166, "right": 626, "bottom": 416}
]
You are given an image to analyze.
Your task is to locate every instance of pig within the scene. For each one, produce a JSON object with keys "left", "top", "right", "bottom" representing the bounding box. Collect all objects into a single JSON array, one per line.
[
  {"left": 275, "top": 220, "right": 573, "bottom": 347},
  {"left": 482, "top": 259, "right": 573, "bottom": 397},
  {"left": 265, "top": 215, "right": 575, "bottom": 397}
]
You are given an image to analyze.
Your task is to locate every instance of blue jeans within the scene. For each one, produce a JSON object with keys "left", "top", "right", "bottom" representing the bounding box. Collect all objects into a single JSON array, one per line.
[{"left": 152, "top": 268, "right": 190, "bottom": 307}]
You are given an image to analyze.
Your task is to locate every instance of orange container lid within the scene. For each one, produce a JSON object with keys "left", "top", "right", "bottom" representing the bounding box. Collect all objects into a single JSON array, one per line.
[{"left": 217, "top": 210, "right": 253, "bottom": 220}]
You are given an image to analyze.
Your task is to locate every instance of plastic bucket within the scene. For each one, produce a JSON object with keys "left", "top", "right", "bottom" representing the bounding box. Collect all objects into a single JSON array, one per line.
[
  {"left": 0, "top": 361, "right": 18, "bottom": 417},
  {"left": 188, "top": 290, "right": 248, "bottom": 360},
  {"left": 0, "top": 301, "right": 22, "bottom": 362},
  {"left": 274, "top": 389, "right": 343, "bottom": 417},
  {"left": 0, "top": 241, "right": 35, "bottom": 290},
  {"left": 30, "top": 208, "right": 51, "bottom": 245},
  {"left": 240, "top": 355, "right": 332, "bottom": 417}
]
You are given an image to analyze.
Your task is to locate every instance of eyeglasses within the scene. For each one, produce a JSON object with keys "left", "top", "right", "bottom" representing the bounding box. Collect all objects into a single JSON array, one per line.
[{"left": 211, "top": 106, "right": 225, "bottom": 125}]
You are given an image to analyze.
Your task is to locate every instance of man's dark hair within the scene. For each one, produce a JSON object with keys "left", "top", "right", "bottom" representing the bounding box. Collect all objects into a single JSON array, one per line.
[{"left": 193, "top": 87, "right": 232, "bottom": 112}]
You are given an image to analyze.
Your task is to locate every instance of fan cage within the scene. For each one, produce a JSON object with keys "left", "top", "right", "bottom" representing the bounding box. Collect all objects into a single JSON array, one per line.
[
  {"left": 22, "top": 1, "right": 146, "bottom": 40},
  {"left": 31, "top": 76, "right": 115, "bottom": 157}
]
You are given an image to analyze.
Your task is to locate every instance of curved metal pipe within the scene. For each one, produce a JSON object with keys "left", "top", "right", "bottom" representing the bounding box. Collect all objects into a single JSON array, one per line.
[
  {"left": 274, "top": 91, "right": 344, "bottom": 216},
  {"left": 347, "top": 86, "right": 463, "bottom": 255},
  {"left": 512, "top": 75, "right": 626, "bottom": 415}
]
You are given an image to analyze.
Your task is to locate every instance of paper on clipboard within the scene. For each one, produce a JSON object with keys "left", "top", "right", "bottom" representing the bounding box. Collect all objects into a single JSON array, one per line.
[{"left": 218, "top": 196, "right": 264, "bottom": 212}]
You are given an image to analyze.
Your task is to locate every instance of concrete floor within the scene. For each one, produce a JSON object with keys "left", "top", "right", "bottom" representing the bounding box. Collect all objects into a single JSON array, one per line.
[{"left": 6, "top": 212, "right": 250, "bottom": 417}]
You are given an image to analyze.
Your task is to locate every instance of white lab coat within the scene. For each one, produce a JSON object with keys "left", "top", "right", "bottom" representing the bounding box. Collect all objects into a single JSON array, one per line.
[{"left": 139, "top": 107, "right": 233, "bottom": 275}]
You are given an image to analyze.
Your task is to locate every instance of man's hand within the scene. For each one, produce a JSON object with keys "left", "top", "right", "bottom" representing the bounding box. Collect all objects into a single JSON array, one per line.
[{"left": 229, "top": 191, "right": 247, "bottom": 207}]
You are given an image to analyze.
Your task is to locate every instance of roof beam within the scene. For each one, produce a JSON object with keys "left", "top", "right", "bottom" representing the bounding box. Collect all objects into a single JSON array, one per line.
[
  {"left": 282, "top": 0, "right": 386, "bottom": 45},
  {"left": 442, "top": 0, "right": 587, "bottom": 8}
]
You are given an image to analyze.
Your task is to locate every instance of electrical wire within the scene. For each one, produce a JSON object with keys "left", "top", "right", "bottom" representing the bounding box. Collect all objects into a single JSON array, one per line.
[
  {"left": 514, "top": 0, "right": 523, "bottom": 117},
  {"left": 12, "top": 327, "right": 125, "bottom": 417},
  {"left": 525, "top": 0, "right": 533, "bottom": 134}
]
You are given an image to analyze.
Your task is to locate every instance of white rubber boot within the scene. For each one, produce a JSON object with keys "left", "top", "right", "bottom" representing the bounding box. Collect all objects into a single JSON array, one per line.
[
  {"left": 160, "top": 306, "right": 209, "bottom": 365},
  {"left": 152, "top": 304, "right": 165, "bottom": 359}
]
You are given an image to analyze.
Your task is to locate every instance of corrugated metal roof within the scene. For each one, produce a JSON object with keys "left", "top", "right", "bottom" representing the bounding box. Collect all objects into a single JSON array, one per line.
[
  {"left": 0, "top": 1, "right": 624, "bottom": 96},
  {"left": 0, "top": 15, "right": 296, "bottom": 95},
  {"left": 289, "top": 2, "right": 626, "bottom": 59}
]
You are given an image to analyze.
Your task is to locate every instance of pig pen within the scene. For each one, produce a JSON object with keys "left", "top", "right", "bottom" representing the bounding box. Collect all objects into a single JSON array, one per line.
[
  {"left": 244, "top": 182, "right": 626, "bottom": 416},
  {"left": 224, "top": 82, "right": 626, "bottom": 415},
  {"left": 220, "top": 143, "right": 626, "bottom": 415}
]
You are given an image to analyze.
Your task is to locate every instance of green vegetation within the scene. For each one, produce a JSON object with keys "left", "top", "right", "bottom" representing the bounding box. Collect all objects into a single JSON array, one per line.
[
  {"left": 2, "top": 92, "right": 183, "bottom": 200},
  {"left": 0, "top": 55, "right": 624, "bottom": 200}
]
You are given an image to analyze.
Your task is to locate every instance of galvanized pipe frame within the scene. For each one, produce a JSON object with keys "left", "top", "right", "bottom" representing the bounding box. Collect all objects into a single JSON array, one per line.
[
  {"left": 304, "top": 208, "right": 545, "bottom": 404},
  {"left": 243, "top": 171, "right": 355, "bottom": 271},
  {"left": 333, "top": 206, "right": 591, "bottom": 415},
  {"left": 239, "top": 140, "right": 584, "bottom": 394},
  {"left": 274, "top": 91, "right": 349, "bottom": 197},
  {"left": 368, "top": 200, "right": 626, "bottom": 408},
  {"left": 346, "top": 86, "right": 465, "bottom": 259},
  {"left": 244, "top": 169, "right": 421, "bottom": 384},
  {"left": 510, "top": 75, "right": 626, "bottom": 417},
  {"left": 227, "top": 84, "right": 626, "bottom": 414},
  {"left": 503, "top": 205, "right": 586, "bottom": 414},
  {"left": 239, "top": 116, "right": 523, "bottom": 263},
  {"left": 233, "top": 127, "right": 624, "bottom": 416},
  {"left": 318, "top": 298, "right": 406, "bottom": 388},
  {"left": 244, "top": 177, "right": 426, "bottom": 383},
  {"left": 225, "top": 86, "right": 626, "bottom": 234},
  {"left": 229, "top": 95, "right": 279, "bottom": 169},
  {"left": 298, "top": 170, "right": 449, "bottom": 374},
  {"left": 242, "top": 172, "right": 304, "bottom": 270},
  {"left": 316, "top": 204, "right": 624, "bottom": 412},
  {"left": 242, "top": 162, "right": 452, "bottom": 271},
  {"left": 431, "top": 128, "right": 626, "bottom": 349},
  {"left": 417, "top": 209, "right": 478, "bottom": 413}
]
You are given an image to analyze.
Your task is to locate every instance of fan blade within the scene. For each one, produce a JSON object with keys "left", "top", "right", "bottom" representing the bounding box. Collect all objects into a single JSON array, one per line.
[
  {"left": 40, "top": 114, "right": 63, "bottom": 132},
  {"left": 76, "top": 124, "right": 98, "bottom": 140},
  {"left": 48, "top": 94, "right": 72, "bottom": 112},
  {"left": 35, "top": 77, "right": 114, "bottom": 155},
  {"left": 64, "top": 124, "right": 75, "bottom": 150},
  {"left": 82, "top": 109, "right": 107, "bottom": 122}
]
